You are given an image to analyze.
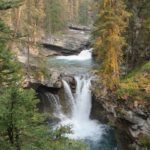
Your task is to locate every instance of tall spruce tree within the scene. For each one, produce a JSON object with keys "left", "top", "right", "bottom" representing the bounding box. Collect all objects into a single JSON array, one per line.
[
  {"left": 92, "top": 0, "right": 129, "bottom": 90},
  {"left": 0, "top": 2, "right": 50, "bottom": 150}
]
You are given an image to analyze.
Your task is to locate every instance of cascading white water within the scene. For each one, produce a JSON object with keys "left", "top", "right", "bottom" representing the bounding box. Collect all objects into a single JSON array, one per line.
[
  {"left": 47, "top": 49, "right": 117, "bottom": 149},
  {"left": 56, "top": 49, "right": 92, "bottom": 61},
  {"left": 45, "top": 93, "right": 62, "bottom": 116},
  {"left": 72, "top": 76, "right": 92, "bottom": 121},
  {"left": 54, "top": 75, "right": 104, "bottom": 141},
  {"left": 62, "top": 80, "right": 75, "bottom": 107}
]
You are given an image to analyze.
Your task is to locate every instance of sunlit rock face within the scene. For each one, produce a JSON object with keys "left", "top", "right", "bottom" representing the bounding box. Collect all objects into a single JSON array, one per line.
[
  {"left": 91, "top": 83, "right": 150, "bottom": 150},
  {"left": 42, "top": 29, "right": 90, "bottom": 56}
]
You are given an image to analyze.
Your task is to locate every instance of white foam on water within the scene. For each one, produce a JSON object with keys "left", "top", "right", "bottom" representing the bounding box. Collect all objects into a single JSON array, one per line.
[
  {"left": 56, "top": 49, "right": 92, "bottom": 61},
  {"left": 52, "top": 48, "right": 104, "bottom": 141},
  {"left": 54, "top": 76, "right": 104, "bottom": 141}
]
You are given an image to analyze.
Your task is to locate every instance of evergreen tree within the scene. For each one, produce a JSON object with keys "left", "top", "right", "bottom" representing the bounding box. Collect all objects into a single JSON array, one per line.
[
  {"left": 0, "top": 2, "right": 50, "bottom": 149},
  {"left": 79, "top": 0, "right": 89, "bottom": 25},
  {"left": 125, "top": 0, "right": 150, "bottom": 69},
  {"left": 44, "top": 0, "right": 66, "bottom": 35},
  {"left": 0, "top": 0, "right": 22, "bottom": 10},
  {"left": 0, "top": 0, "right": 21, "bottom": 86},
  {"left": 92, "top": 0, "right": 129, "bottom": 90},
  {"left": 0, "top": 43, "right": 20, "bottom": 87},
  {"left": 0, "top": 87, "right": 47, "bottom": 150}
]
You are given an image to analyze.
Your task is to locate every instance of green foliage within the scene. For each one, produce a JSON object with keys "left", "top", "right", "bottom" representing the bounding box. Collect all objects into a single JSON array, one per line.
[
  {"left": 125, "top": 61, "right": 150, "bottom": 79},
  {"left": 48, "top": 127, "right": 89, "bottom": 150},
  {"left": 0, "top": 87, "right": 46, "bottom": 150},
  {"left": 0, "top": 1, "right": 15, "bottom": 43},
  {"left": 115, "top": 107, "right": 126, "bottom": 116},
  {"left": 125, "top": 0, "right": 150, "bottom": 68},
  {"left": 0, "top": 13, "right": 51, "bottom": 147},
  {"left": 92, "top": 0, "right": 130, "bottom": 90},
  {"left": 129, "top": 144, "right": 136, "bottom": 150},
  {"left": 0, "top": 0, "right": 22, "bottom": 10},
  {"left": 44, "top": 0, "right": 66, "bottom": 35},
  {"left": 0, "top": 43, "right": 21, "bottom": 87},
  {"left": 0, "top": 20, "right": 12, "bottom": 42},
  {"left": 0, "top": 20, "right": 9, "bottom": 32},
  {"left": 116, "top": 61, "right": 150, "bottom": 108},
  {"left": 139, "top": 135, "right": 150, "bottom": 149}
]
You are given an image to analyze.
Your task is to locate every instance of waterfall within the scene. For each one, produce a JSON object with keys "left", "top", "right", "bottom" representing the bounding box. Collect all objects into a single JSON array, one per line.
[
  {"left": 45, "top": 93, "right": 62, "bottom": 115},
  {"left": 56, "top": 49, "right": 92, "bottom": 61},
  {"left": 62, "top": 80, "right": 75, "bottom": 107},
  {"left": 55, "top": 75, "right": 104, "bottom": 140},
  {"left": 72, "top": 76, "right": 92, "bottom": 121},
  {"left": 45, "top": 48, "right": 117, "bottom": 149}
]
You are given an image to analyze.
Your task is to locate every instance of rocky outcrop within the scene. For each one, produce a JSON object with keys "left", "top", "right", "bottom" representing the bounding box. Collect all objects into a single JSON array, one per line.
[
  {"left": 22, "top": 63, "right": 75, "bottom": 91},
  {"left": 22, "top": 70, "right": 62, "bottom": 89},
  {"left": 91, "top": 83, "right": 150, "bottom": 150},
  {"left": 122, "top": 109, "right": 150, "bottom": 137},
  {"left": 42, "top": 29, "right": 90, "bottom": 56}
]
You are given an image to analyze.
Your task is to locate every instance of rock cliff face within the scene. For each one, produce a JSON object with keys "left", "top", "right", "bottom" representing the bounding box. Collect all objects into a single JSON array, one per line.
[
  {"left": 42, "top": 29, "right": 90, "bottom": 56},
  {"left": 22, "top": 67, "right": 75, "bottom": 90},
  {"left": 91, "top": 82, "right": 150, "bottom": 150}
]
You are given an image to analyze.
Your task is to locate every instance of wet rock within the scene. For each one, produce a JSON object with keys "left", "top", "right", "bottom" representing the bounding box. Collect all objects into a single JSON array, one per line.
[
  {"left": 62, "top": 75, "right": 75, "bottom": 84},
  {"left": 92, "top": 80, "right": 150, "bottom": 149}
]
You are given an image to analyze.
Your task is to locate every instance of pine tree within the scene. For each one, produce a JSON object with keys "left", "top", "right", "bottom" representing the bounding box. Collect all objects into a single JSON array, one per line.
[
  {"left": 0, "top": 43, "right": 20, "bottom": 87},
  {"left": 44, "top": 0, "right": 66, "bottom": 35},
  {"left": 0, "top": 1, "right": 21, "bottom": 86},
  {"left": 0, "top": 88, "right": 46, "bottom": 150},
  {"left": 78, "top": 0, "right": 89, "bottom": 25},
  {"left": 125, "top": 0, "right": 150, "bottom": 68},
  {"left": 0, "top": 0, "right": 22, "bottom": 10},
  {"left": 92, "top": 0, "right": 129, "bottom": 90},
  {"left": 0, "top": 2, "right": 48, "bottom": 150}
]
